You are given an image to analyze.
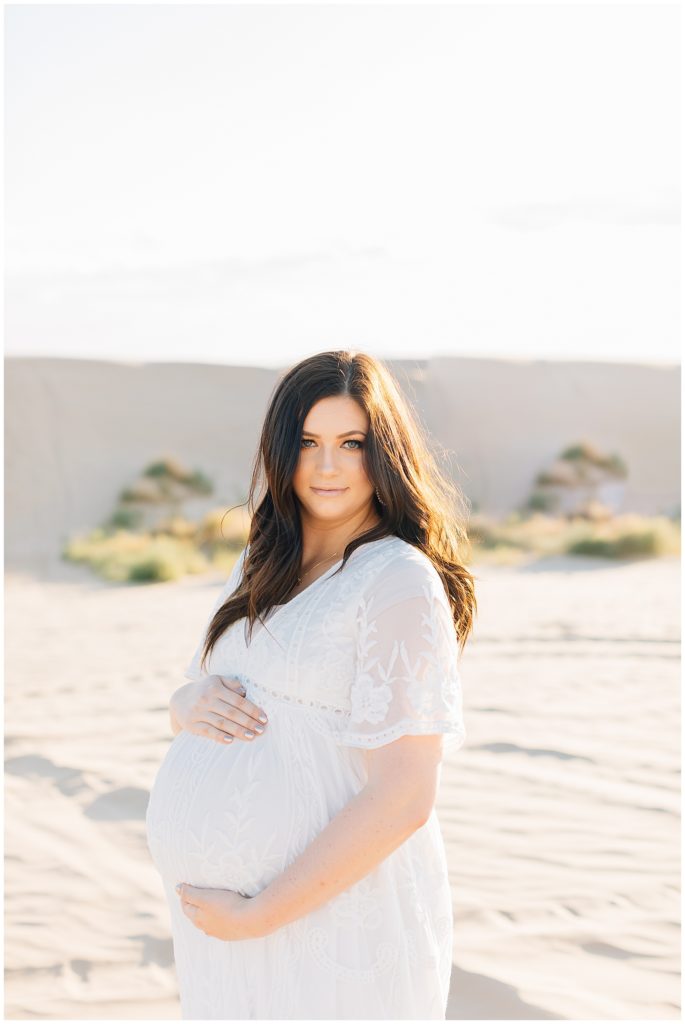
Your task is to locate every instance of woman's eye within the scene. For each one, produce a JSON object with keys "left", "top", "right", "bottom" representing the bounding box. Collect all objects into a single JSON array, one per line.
[{"left": 300, "top": 439, "right": 363, "bottom": 449}]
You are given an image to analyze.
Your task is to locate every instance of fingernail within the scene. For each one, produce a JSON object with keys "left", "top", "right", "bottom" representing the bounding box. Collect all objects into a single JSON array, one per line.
[
  {"left": 175, "top": 884, "right": 182, "bottom": 893},
  {"left": 254, "top": 725, "right": 264, "bottom": 734},
  {"left": 222, "top": 736, "right": 233, "bottom": 743},
  {"left": 244, "top": 730, "right": 254, "bottom": 738},
  {"left": 258, "top": 715, "right": 268, "bottom": 723}
]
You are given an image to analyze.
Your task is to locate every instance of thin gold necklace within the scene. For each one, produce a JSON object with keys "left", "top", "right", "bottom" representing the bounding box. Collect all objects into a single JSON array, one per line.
[
  {"left": 296, "top": 516, "right": 380, "bottom": 584},
  {"left": 296, "top": 551, "right": 341, "bottom": 584}
]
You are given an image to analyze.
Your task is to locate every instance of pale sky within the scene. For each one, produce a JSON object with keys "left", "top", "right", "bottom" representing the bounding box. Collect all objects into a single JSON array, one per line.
[{"left": 4, "top": 2, "right": 680, "bottom": 368}]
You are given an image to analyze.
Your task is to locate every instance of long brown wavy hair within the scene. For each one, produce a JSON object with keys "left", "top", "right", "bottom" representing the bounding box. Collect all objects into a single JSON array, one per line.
[{"left": 200, "top": 350, "right": 477, "bottom": 670}]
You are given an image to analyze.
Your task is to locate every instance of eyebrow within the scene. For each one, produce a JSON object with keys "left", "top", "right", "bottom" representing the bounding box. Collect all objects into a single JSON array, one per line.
[{"left": 301, "top": 430, "right": 367, "bottom": 438}]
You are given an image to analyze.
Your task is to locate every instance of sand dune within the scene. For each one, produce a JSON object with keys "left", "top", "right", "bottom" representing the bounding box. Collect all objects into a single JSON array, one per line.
[
  {"left": 4, "top": 356, "right": 680, "bottom": 570},
  {"left": 4, "top": 553, "right": 680, "bottom": 1019}
]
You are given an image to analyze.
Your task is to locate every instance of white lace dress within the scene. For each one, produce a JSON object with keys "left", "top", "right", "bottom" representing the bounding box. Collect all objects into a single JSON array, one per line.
[{"left": 145, "top": 535, "right": 466, "bottom": 1020}]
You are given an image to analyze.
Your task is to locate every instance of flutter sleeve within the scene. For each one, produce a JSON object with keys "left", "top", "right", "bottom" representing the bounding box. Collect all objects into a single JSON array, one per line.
[
  {"left": 183, "top": 545, "right": 248, "bottom": 683},
  {"left": 341, "top": 551, "right": 466, "bottom": 753}
]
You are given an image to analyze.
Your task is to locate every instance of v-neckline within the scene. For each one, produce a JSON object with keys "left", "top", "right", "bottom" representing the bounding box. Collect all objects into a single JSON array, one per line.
[
  {"left": 247, "top": 536, "right": 394, "bottom": 644},
  {"left": 246, "top": 556, "right": 344, "bottom": 647},
  {"left": 274, "top": 555, "right": 345, "bottom": 609}
]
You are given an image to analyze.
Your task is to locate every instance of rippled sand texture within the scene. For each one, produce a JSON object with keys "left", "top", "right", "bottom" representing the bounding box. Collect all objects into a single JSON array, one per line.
[{"left": 4, "top": 555, "right": 680, "bottom": 1019}]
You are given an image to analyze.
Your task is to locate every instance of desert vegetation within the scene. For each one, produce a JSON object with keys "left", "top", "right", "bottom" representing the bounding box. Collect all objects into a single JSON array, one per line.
[
  {"left": 525, "top": 440, "right": 629, "bottom": 517},
  {"left": 468, "top": 510, "right": 680, "bottom": 566},
  {"left": 471, "top": 439, "right": 678, "bottom": 565},
  {"left": 62, "top": 452, "right": 680, "bottom": 582},
  {"left": 63, "top": 457, "right": 248, "bottom": 582}
]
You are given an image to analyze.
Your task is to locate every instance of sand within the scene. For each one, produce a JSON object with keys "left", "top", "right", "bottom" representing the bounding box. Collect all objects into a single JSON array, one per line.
[{"left": 4, "top": 553, "right": 680, "bottom": 1019}]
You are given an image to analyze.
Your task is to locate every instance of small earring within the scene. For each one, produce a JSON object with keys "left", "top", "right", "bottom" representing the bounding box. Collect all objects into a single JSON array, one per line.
[{"left": 375, "top": 487, "right": 385, "bottom": 506}]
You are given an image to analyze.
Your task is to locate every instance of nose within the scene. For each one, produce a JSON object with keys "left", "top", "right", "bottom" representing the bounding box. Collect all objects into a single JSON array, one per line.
[{"left": 315, "top": 444, "right": 341, "bottom": 475}]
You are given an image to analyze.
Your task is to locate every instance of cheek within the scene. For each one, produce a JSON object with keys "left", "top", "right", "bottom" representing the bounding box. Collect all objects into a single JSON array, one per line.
[
  {"left": 351, "top": 467, "right": 374, "bottom": 490},
  {"left": 292, "top": 460, "right": 305, "bottom": 485}
]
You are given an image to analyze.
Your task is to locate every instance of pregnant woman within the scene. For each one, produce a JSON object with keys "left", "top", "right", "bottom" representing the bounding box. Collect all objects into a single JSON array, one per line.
[{"left": 145, "top": 349, "right": 477, "bottom": 1019}]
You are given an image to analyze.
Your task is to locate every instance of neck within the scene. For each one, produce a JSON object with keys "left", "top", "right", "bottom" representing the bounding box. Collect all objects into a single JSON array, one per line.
[{"left": 300, "top": 510, "right": 382, "bottom": 571}]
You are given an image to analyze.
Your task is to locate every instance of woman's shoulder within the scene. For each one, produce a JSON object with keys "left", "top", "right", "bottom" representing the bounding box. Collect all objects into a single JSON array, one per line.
[
  {"left": 358, "top": 535, "right": 446, "bottom": 598},
  {"left": 238, "top": 535, "right": 440, "bottom": 593},
  {"left": 372, "top": 534, "right": 439, "bottom": 570}
]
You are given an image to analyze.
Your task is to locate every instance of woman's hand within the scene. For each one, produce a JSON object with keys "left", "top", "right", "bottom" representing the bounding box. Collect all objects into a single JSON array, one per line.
[
  {"left": 170, "top": 676, "right": 268, "bottom": 745},
  {"left": 175, "top": 883, "right": 270, "bottom": 940}
]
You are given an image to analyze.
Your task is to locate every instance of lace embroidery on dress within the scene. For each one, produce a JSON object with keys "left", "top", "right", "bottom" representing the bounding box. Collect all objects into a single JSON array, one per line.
[
  {"left": 185, "top": 538, "right": 466, "bottom": 754},
  {"left": 305, "top": 928, "right": 399, "bottom": 981},
  {"left": 249, "top": 678, "right": 348, "bottom": 713},
  {"left": 147, "top": 534, "right": 466, "bottom": 1019},
  {"left": 338, "top": 554, "right": 466, "bottom": 751}
]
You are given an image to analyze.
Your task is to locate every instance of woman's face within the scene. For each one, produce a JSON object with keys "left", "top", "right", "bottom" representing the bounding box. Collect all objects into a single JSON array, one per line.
[{"left": 291, "top": 395, "right": 377, "bottom": 523}]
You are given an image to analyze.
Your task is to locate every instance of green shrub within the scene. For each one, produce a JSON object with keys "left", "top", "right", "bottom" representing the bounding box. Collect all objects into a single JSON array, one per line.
[
  {"left": 142, "top": 458, "right": 213, "bottom": 494},
  {"left": 143, "top": 458, "right": 191, "bottom": 482},
  {"left": 526, "top": 491, "right": 557, "bottom": 513},
  {"left": 560, "top": 442, "right": 602, "bottom": 463},
  {"left": 128, "top": 555, "right": 180, "bottom": 582},
  {"left": 106, "top": 507, "right": 144, "bottom": 530},
  {"left": 569, "top": 529, "right": 662, "bottom": 559},
  {"left": 186, "top": 470, "right": 214, "bottom": 495},
  {"left": 469, "top": 511, "right": 679, "bottom": 565},
  {"left": 565, "top": 516, "right": 679, "bottom": 559},
  {"left": 119, "top": 481, "right": 162, "bottom": 503},
  {"left": 62, "top": 531, "right": 210, "bottom": 582},
  {"left": 602, "top": 453, "right": 628, "bottom": 478}
]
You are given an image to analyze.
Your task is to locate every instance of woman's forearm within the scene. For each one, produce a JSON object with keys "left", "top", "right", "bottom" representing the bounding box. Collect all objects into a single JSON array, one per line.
[{"left": 250, "top": 781, "right": 429, "bottom": 935}]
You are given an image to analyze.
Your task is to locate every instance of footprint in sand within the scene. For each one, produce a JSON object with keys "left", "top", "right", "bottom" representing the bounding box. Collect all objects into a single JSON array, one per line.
[
  {"left": 5, "top": 754, "right": 88, "bottom": 797},
  {"left": 84, "top": 786, "right": 149, "bottom": 821},
  {"left": 128, "top": 933, "right": 174, "bottom": 968}
]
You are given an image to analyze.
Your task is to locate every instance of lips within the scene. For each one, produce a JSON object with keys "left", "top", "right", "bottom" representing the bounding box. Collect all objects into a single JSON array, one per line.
[{"left": 311, "top": 487, "right": 347, "bottom": 493}]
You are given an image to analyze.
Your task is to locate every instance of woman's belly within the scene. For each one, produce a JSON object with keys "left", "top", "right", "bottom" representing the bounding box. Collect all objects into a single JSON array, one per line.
[{"left": 145, "top": 700, "right": 365, "bottom": 896}]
